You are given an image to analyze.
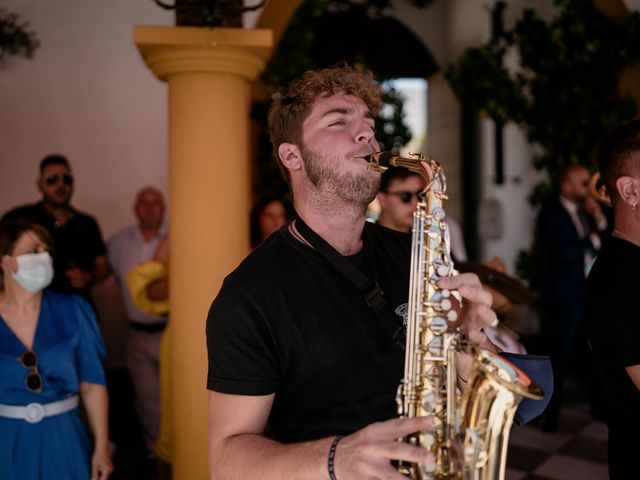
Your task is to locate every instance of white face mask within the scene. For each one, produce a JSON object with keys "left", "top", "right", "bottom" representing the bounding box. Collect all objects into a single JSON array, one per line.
[{"left": 11, "top": 252, "right": 54, "bottom": 293}]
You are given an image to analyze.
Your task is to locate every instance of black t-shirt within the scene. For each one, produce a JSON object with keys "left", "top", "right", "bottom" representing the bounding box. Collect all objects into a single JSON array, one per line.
[
  {"left": 207, "top": 222, "right": 411, "bottom": 443},
  {"left": 1, "top": 202, "right": 106, "bottom": 298},
  {"left": 586, "top": 236, "right": 640, "bottom": 420}
]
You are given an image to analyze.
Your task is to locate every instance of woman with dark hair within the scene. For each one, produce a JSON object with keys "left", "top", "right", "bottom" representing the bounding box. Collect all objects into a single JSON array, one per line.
[
  {"left": 249, "top": 197, "right": 290, "bottom": 248},
  {"left": 0, "top": 220, "right": 112, "bottom": 479}
]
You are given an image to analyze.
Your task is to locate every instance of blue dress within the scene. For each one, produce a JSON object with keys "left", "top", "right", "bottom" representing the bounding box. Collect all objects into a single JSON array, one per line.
[{"left": 0, "top": 289, "right": 106, "bottom": 480}]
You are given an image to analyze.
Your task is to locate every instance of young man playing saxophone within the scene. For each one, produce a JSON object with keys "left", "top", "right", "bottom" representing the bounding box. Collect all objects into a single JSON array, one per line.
[{"left": 206, "top": 64, "right": 547, "bottom": 480}]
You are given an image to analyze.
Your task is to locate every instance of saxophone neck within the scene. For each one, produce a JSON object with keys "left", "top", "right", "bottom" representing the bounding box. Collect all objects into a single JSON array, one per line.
[
  {"left": 365, "top": 152, "right": 446, "bottom": 198},
  {"left": 365, "top": 152, "right": 432, "bottom": 180}
]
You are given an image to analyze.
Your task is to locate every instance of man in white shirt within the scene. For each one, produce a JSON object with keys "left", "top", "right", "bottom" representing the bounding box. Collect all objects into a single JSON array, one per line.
[{"left": 108, "top": 186, "right": 168, "bottom": 458}]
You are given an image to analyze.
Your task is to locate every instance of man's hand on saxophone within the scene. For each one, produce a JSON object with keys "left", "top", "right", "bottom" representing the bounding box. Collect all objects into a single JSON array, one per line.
[
  {"left": 333, "top": 417, "right": 434, "bottom": 480},
  {"left": 438, "top": 273, "right": 498, "bottom": 349},
  {"left": 438, "top": 272, "right": 501, "bottom": 384}
]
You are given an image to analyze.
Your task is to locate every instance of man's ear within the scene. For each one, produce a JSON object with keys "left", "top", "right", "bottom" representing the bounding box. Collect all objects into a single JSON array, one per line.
[
  {"left": 615, "top": 175, "right": 640, "bottom": 208},
  {"left": 376, "top": 191, "right": 387, "bottom": 209},
  {"left": 278, "top": 143, "right": 303, "bottom": 173},
  {"left": 36, "top": 177, "right": 44, "bottom": 194}
]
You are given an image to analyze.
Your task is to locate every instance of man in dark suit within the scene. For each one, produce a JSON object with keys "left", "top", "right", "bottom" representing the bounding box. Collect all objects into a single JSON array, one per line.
[{"left": 536, "top": 164, "right": 607, "bottom": 431}]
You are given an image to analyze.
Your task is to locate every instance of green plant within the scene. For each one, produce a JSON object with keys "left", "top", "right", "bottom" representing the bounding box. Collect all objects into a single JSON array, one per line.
[
  {"left": 0, "top": 10, "right": 39, "bottom": 64},
  {"left": 447, "top": 0, "right": 640, "bottom": 193},
  {"left": 446, "top": 0, "right": 640, "bottom": 286}
]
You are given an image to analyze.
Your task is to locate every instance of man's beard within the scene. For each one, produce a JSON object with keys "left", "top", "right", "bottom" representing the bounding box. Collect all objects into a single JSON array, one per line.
[
  {"left": 44, "top": 188, "right": 71, "bottom": 207},
  {"left": 301, "top": 145, "right": 379, "bottom": 206}
]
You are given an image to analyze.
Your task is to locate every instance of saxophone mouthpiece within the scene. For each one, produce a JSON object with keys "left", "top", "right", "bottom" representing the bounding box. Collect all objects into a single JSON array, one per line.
[
  {"left": 365, "top": 152, "right": 396, "bottom": 173},
  {"left": 367, "top": 152, "right": 395, "bottom": 167}
]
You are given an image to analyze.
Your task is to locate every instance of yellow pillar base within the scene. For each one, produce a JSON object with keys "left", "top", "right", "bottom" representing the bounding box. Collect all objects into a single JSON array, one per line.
[{"left": 135, "top": 26, "right": 272, "bottom": 480}]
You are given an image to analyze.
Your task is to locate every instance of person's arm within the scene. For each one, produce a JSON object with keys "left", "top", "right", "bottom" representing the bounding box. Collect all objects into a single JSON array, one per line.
[
  {"left": 147, "top": 277, "right": 168, "bottom": 301},
  {"left": 147, "top": 235, "right": 169, "bottom": 300},
  {"left": 65, "top": 255, "right": 110, "bottom": 289},
  {"left": 208, "top": 391, "right": 433, "bottom": 480},
  {"left": 583, "top": 196, "right": 608, "bottom": 232},
  {"left": 92, "top": 255, "right": 110, "bottom": 283},
  {"left": 625, "top": 365, "right": 640, "bottom": 390},
  {"left": 80, "top": 382, "right": 113, "bottom": 480}
]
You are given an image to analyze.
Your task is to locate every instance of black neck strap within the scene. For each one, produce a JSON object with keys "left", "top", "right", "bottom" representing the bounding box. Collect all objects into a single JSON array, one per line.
[{"left": 293, "top": 217, "right": 404, "bottom": 346}]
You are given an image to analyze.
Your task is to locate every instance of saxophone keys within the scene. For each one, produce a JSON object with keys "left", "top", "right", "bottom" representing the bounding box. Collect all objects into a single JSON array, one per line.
[
  {"left": 428, "top": 337, "right": 444, "bottom": 355},
  {"left": 432, "top": 207, "right": 445, "bottom": 220},
  {"left": 447, "top": 310, "right": 458, "bottom": 322},
  {"left": 436, "top": 265, "right": 450, "bottom": 277},
  {"left": 422, "top": 432, "right": 436, "bottom": 449},
  {"left": 440, "top": 298, "right": 452, "bottom": 311},
  {"left": 430, "top": 317, "right": 447, "bottom": 335}
]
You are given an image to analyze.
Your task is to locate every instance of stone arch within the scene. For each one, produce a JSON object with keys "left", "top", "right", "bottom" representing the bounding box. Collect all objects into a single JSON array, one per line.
[{"left": 256, "top": 0, "right": 438, "bottom": 77}]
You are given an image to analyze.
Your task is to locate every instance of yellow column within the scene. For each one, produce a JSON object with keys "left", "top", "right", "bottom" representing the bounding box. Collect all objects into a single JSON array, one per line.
[{"left": 135, "top": 26, "right": 272, "bottom": 479}]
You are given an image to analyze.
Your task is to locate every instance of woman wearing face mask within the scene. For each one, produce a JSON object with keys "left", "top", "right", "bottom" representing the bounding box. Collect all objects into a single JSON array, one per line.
[{"left": 0, "top": 220, "right": 112, "bottom": 480}]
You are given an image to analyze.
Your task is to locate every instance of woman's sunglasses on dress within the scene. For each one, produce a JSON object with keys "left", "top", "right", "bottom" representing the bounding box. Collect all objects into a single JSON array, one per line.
[{"left": 19, "top": 350, "right": 43, "bottom": 393}]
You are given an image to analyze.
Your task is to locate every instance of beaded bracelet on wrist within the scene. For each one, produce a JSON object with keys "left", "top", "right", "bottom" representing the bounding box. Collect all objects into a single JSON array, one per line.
[{"left": 327, "top": 435, "right": 344, "bottom": 480}]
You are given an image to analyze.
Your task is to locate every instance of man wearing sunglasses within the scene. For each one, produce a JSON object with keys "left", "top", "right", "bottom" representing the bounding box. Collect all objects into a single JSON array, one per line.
[
  {"left": 1, "top": 154, "right": 109, "bottom": 300},
  {"left": 376, "top": 166, "right": 425, "bottom": 234},
  {"left": 376, "top": 167, "right": 469, "bottom": 264}
]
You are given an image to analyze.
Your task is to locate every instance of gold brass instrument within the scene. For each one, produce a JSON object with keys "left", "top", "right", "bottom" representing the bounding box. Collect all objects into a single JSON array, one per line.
[{"left": 366, "top": 152, "right": 543, "bottom": 480}]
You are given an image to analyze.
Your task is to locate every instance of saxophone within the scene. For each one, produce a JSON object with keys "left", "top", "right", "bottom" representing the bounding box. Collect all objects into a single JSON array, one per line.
[{"left": 366, "top": 152, "right": 543, "bottom": 480}]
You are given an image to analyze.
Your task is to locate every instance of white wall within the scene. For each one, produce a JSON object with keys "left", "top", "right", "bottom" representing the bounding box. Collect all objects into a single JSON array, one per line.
[
  {"left": 0, "top": 0, "right": 174, "bottom": 367},
  {"left": 478, "top": 120, "right": 546, "bottom": 270},
  {"left": 393, "top": 0, "right": 556, "bottom": 273},
  {"left": 0, "top": 0, "right": 173, "bottom": 239},
  {"left": 392, "top": 0, "right": 558, "bottom": 274},
  {"left": 474, "top": 0, "right": 555, "bottom": 271}
]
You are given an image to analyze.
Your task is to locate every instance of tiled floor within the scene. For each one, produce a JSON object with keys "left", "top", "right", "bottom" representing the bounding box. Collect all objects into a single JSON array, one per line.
[{"left": 506, "top": 404, "right": 609, "bottom": 480}]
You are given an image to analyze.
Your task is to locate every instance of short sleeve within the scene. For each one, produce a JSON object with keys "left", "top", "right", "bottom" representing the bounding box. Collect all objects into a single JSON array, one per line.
[
  {"left": 86, "top": 216, "right": 107, "bottom": 258},
  {"left": 206, "top": 282, "right": 281, "bottom": 395},
  {"left": 72, "top": 296, "right": 107, "bottom": 385}
]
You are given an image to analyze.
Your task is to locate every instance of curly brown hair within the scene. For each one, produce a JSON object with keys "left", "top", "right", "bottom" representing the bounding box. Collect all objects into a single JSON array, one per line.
[{"left": 268, "top": 63, "right": 383, "bottom": 183}]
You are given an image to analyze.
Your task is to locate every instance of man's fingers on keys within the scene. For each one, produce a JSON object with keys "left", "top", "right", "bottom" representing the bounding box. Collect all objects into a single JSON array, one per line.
[
  {"left": 383, "top": 439, "right": 434, "bottom": 465},
  {"left": 457, "top": 283, "right": 493, "bottom": 308},
  {"left": 438, "top": 272, "right": 482, "bottom": 289},
  {"left": 376, "top": 416, "right": 434, "bottom": 438}
]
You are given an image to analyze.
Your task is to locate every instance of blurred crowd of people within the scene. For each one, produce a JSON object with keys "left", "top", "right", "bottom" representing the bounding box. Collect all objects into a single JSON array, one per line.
[{"left": 0, "top": 154, "right": 291, "bottom": 480}]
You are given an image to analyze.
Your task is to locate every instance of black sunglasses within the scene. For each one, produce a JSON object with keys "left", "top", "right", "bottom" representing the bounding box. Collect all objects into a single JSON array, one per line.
[
  {"left": 385, "top": 190, "right": 423, "bottom": 204},
  {"left": 19, "top": 350, "right": 43, "bottom": 393},
  {"left": 44, "top": 174, "right": 74, "bottom": 186}
]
